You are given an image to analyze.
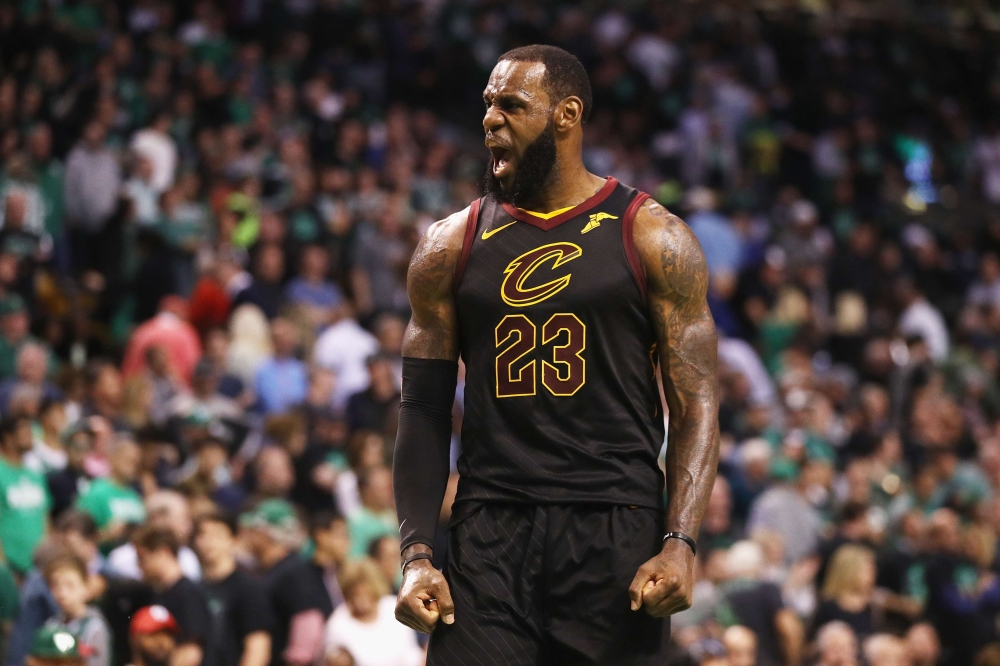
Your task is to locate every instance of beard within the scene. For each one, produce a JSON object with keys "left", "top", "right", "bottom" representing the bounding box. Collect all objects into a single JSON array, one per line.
[{"left": 483, "top": 120, "right": 558, "bottom": 206}]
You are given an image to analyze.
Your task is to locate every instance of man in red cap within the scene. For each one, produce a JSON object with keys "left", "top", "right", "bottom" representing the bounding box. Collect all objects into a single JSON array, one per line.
[{"left": 128, "top": 606, "right": 179, "bottom": 666}]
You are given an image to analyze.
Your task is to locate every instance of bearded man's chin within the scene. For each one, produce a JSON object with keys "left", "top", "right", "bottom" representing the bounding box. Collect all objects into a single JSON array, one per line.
[{"left": 483, "top": 165, "right": 516, "bottom": 204}]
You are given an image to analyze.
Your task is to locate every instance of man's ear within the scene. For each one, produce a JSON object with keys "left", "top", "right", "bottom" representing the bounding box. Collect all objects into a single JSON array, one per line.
[{"left": 554, "top": 96, "right": 584, "bottom": 132}]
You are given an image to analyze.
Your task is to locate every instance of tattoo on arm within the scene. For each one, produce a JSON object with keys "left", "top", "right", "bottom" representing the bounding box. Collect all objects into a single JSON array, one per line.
[
  {"left": 401, "top": 210, "right": 467, "bottom": 361},
  {"left": 635, "top": 200, "right": 720, "bottom": 539}
]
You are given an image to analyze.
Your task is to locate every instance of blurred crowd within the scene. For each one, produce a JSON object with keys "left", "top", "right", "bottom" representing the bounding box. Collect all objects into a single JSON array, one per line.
[{"left": 6, "top": 1, "right": 1000, "bottom": 666}]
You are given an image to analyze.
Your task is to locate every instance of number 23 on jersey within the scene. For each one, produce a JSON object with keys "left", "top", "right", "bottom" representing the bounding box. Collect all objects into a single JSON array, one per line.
[{"left": 495, "top": 313, "right": 586, "bottom": 398}]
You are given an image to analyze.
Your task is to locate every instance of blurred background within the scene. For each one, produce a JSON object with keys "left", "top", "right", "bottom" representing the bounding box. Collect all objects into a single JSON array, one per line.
[{"left": 4, "top": 1, "right": 1000, "bottom": 666}]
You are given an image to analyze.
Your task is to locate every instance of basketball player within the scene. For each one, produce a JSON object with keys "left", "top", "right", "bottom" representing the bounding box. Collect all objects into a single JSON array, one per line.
[{"left": 393, "top": 44, "right": 719, "bottom": 665}]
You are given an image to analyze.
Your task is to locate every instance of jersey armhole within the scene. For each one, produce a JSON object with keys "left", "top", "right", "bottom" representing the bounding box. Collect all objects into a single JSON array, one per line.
[
  {"left": 452, "top": 198, "right": 482, "bottom": 294},
  {"left": 622, "top": 191, "right": 651, "bottom": 302}
]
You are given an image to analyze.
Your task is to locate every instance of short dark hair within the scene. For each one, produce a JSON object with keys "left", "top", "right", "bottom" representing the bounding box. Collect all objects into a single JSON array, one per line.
[
  {"left": 498, "top": 45, "right": 593, "bottom": 123},
  {"left": 195, "top": 509, "right": 238, "bottom": 537},
  {"left": 43, "top": 553, "right": 88, "bottom": 583},
  {"left": 366, "top": 534, "right": 397, "bottom": 559},
  {"left": 54, "top": 510, "right": 98, "bottom": 540},
  {"left": 133, "top": 525, "right": 180, "bottom": 557},
  {"left": 0, "top": 414, "right": 29, "bottom": 437},
  {"left": 308, "top": 509, "right": 346, "bottom": 537},
  {"left": 38, "top": 396, "right": 64, "bottom": 418}
]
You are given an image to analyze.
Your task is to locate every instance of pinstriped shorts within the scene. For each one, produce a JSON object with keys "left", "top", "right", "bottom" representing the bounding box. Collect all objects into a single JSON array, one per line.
[{"left": 427, "top": 503, "right": 670, "bottom": 666}]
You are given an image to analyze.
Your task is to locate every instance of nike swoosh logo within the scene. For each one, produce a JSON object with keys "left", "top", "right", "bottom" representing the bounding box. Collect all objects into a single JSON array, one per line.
[{"left": 481, "top": 221, "right": 517, "bottom": 240}]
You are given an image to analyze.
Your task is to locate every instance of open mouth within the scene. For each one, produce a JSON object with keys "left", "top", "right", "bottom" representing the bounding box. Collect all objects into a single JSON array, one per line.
[{"left": 488, "top": 144, "right": 513, "bottom": 177}]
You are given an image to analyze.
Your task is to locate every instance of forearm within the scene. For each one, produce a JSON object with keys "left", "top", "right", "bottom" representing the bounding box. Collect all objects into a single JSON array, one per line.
[
  {"left": 664, "top": 399, "right": 720, "bottom": 538},
  {"left": 393, "top": 357, "right": 458, "bottom": 553},
  {"left": 239, "top": 632, "right": 271, "bottom": 666},
  {"left": 776, "top": 609, "right": 804, "bottom": 666},
  {"left": 661, "top": 305, "right": 720, "bottom": 539}
]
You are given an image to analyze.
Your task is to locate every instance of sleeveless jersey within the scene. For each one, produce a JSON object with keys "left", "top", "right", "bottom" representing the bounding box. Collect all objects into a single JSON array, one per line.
[{"left": 453, "top": 177, "right": 666, "bottom": 509}]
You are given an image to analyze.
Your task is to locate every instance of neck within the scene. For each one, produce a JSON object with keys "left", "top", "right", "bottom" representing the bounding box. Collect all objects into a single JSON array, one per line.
[
  {"left": 0, "top": 447, "right": 21, "bottom": 466},
  {"left": 43, "top": 431, "right": 63, "bottom": 449},
  {"left": 64, "top": 601, "right": 88, "bottom": 620},
  {"left": 514, "top": 159, "right": 604, "bottom": 213},
  {"left": 155, "top": 563, "right": 184, "bottom": 591},
  {"left": 355, "top": 608, "right": 378, "bottom": 623},
  {"left": 837, "top": 591, "right": 869, "bottom": 612},
  {"left": 312, "top": 549, "right": 342, "bottom": 569},
  {"left": 202, "top": 555, "right": 236, "bottom": 582},
  {"left": 259, "top": 543, "right": 290, "bottom": 569}
]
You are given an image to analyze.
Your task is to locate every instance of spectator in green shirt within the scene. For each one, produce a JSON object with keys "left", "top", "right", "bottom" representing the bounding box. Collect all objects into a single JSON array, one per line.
[
  {"left": 0, "top": 414, "right": 51, "bottom": 573},
  {"left": 0, "top": 295, "right": 38, "bottom": 379},
  {"left": 75, "top": 436, "right": 145, "bottom": 550},
  {"left": 0, "top": 560, "right": 19, "bottom": 658},
  {"left": 347, "top": 466, "right": 396, "bottom": 558}
]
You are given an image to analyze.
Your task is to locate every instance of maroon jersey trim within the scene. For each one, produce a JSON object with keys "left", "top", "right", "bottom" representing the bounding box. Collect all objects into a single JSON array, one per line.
[
  {"left": 622, "top": 191, "right": 651, "bottom": 302},
  {"left": 453, "top": 198, "right": 482, "bottom": 293},
  {"left": 500, "top": 177, "right": 619, "bottom": 231}
]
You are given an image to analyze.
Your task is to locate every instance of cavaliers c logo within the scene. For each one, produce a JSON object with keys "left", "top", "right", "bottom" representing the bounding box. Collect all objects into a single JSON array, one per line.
[{"left": 501, "top": 242, "right": 582, "bottom": 307}]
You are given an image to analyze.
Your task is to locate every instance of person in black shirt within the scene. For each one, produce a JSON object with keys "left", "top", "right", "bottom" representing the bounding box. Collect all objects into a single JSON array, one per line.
[
  {"left": 47, "top": 423, "right": 96, "bottom": 518},
  {"left": 239, "top": 501, "right": 326, "bottom": 666},
  {"left": 715, "top": 540, "right": 803, "bottom": 666},
  {"left": 306, "top": 510, "right": 349, "bottom": 617},
  {"left": 309, "top": 511, "right": 351, "bottom": 618},
  {"left": 232, "top": 244, "right": 284, "bottom": 320},
  {"left": 263, "top": 414, "right": 334, "bottom": 515},
  {"left": 193, "top": 511, "right": 273, "bottom": 666},
  {"left": 134, "top": 525, "right": 212, "bottom": 666},
  {"left": 812, "top": 544, "right": 878, "bottom": 644},
  {"left": 346, "top": 354, "right": 400, "bottom": 436}
]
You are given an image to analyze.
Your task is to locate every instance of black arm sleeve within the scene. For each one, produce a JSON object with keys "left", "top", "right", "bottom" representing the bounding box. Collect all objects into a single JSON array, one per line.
[{"left": 393, "top": 356, "right": 459, "bottom": 552}]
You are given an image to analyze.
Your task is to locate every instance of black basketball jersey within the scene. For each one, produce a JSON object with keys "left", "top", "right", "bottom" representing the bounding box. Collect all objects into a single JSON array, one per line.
[{"left": 453, "top": 177, "right": 666, "bottom": 509}]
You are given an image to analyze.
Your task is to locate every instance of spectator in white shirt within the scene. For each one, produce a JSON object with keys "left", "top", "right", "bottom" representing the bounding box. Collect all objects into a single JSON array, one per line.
[
  {"left": 313, "top": 307, "right": 378, "bottom": 410},
  {"left": 130, "top": 113, "right": 177, "bottom": 194},
  {"left": 323, "top": 559, "right": 423, "bottom": 666},
  {"left": 896, "top": 277, "right": 949, "bottom": 363}
]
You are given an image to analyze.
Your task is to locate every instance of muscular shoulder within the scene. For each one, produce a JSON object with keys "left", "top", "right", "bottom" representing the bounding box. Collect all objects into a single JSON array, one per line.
[
  {"left": 403, "top": 206, "right": 471, "bottom": 360},
  {"left": 631, "top": 198, "right": 709, "bottom": 304},
  {"left": 406, "top": 205, "right": 471, "bottom": 297}
]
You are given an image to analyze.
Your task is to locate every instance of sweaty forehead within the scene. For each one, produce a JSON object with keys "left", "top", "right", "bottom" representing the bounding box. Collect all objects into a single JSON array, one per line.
[{"left": 485, "top": 60, "right": 550, "bottom": 102}]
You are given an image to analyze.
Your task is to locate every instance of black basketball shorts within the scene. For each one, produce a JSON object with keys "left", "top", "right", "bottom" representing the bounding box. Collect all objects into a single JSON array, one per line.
[{"left": 426, "top": 503, "right": 671, "bottom": 666}]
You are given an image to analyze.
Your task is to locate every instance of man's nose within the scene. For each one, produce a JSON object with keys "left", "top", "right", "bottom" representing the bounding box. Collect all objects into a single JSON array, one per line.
[{"left": 483, "top": 105, "right": 503, "bottom": 134}]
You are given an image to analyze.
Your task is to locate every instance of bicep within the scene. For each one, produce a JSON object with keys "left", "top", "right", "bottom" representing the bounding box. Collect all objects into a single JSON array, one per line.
[
  {"left": 401, "top": 214, "right": 465, "bottom": 361},
  {"left": 635, "top": 202, "right": 717, "bottom": 412}
]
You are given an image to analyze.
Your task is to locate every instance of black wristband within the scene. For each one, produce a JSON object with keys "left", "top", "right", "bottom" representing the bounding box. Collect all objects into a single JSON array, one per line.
[
  {"left": 663, "top": 531, "right": 697, "bottom": 556},
  {"left": 402, "top": 552, "right": 434, "bottom": 572}
]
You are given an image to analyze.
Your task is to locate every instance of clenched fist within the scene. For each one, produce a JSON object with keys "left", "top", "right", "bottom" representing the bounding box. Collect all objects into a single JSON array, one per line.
[
  {"left": 628, "top": 538, "right": 695, "bottom": 617},
  {"left": 395, "top": 558, "right": 456, "bottom": 633}
]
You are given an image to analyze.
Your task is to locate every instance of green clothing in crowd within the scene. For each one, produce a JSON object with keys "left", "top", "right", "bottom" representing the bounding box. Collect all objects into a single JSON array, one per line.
[
  {"left": 0, "top": 457, "right": 51, "bottom": 573},
  {"left": 0, "top": 333, "right": 49, "bottom": 379},
  {"left": 75, "top": 478, "right": 146, "bottom": 531},
  {"left": 347, "top": 507, "right": 396, "bottom": 558}
]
